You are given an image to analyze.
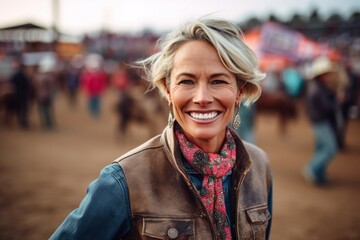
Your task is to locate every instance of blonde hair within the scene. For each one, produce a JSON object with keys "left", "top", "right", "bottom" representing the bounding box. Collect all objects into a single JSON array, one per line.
[{"left": 137, "top": 17, "right": 265, "bottom": 105}]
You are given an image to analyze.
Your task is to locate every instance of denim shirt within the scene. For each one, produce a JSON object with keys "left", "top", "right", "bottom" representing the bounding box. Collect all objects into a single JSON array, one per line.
[{"left": 50, "top": 162, "right": 272, "bottom": 239}]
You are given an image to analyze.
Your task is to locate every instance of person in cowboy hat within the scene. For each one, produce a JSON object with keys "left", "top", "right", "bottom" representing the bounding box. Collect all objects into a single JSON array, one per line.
[{"left": 303, "top": 56, "right": 342, "bottom": 185}]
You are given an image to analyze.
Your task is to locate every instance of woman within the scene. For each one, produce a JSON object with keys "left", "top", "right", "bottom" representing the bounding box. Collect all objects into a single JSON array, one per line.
[{"left": 50, "top": 17, "right": 272, "bottom": 240}]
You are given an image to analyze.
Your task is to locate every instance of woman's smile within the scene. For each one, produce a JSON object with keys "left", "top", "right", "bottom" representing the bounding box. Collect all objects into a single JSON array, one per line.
[{"left": 189, "top": 111, "right": 219, "bottom": 121}]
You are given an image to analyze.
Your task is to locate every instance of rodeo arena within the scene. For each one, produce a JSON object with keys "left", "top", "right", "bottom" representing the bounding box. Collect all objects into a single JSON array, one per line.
[{"left": 0, "top": 11, "right": 360, "bottom": 240}]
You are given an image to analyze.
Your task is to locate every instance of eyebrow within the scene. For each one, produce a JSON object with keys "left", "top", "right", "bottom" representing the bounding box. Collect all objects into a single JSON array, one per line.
[{"left": 175, "top": 72, "right": 232, "bottom": 79}]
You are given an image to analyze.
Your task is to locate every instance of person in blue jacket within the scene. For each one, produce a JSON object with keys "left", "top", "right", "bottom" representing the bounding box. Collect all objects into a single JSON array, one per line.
[{"left": 50, "top": 16, "right": 273, "bottom": 240}]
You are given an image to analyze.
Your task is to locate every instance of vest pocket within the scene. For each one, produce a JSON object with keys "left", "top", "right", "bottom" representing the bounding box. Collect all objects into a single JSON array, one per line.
[
  {"left": 142, "top": 217, "right": 195, "bottom": 239},
  {"left": 246, "top": 205, "right": 271, "bottom": 239}
]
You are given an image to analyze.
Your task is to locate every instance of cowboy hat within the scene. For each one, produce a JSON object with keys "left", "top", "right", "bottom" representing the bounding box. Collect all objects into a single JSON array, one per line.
[{"left": 310, "top": 56, "right": 337, "bottom": 79}]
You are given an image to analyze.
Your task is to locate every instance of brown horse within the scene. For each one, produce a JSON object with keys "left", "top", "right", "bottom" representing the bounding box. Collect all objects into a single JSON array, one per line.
[
  {"left": 256, "top": 91, "right": 298, "bottom": 134},
  {"left": 115, "top": 84, "right": 168, "bottom": 137}
]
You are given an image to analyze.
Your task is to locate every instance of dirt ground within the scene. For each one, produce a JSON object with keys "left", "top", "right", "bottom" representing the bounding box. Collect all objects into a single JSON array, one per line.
[{"left": 0, "top": 90, "right": 359, "bottom": 240}]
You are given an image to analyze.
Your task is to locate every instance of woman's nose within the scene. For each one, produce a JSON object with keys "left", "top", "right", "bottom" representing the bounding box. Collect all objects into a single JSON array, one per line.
[{"left": 193, "top": 83, "right": 213, "bottom": 105}]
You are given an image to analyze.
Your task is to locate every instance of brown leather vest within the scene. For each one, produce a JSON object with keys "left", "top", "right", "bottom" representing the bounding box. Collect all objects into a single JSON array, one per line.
[{"left": 115, "top": 125, "right": 272, "bottom": 240}]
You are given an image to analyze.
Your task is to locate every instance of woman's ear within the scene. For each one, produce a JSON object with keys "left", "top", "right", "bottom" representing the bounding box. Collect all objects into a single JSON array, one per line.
[
  {"left": 163, "top": 79, "right": 171, "bottom": 103},
  {"left": 165, "top": 87, "right": 171, "bottom": 104},
  {"left": 166, "top": 95, "right": 171, "bottom": 105},
  {"left": 237, "top": 80, "right": 246, "bottom": 103},
  {"left": 236, "top": 90, "right": 243, "bottom": 105}
]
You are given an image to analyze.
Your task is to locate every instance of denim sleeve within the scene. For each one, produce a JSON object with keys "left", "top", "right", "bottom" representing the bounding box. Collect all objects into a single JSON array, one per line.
[{"left": 49, "top": 163, "right": 131, "bottom": 240}]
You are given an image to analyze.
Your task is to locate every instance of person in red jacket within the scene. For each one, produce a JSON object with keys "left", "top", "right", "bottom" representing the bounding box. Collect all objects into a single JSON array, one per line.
[{"left": 81, "top": 54, "right": 106, "bottom": 118}]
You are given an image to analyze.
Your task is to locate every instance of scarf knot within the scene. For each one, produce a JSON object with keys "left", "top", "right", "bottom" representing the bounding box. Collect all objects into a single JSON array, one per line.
[{"left": 175, "top": 126, "right": 236, "bottom": 240}]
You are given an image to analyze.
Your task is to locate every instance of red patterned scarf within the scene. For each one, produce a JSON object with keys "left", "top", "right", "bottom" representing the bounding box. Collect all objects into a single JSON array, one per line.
[{"left": 175, "top": 126, "right": 236, "bottom": 240}]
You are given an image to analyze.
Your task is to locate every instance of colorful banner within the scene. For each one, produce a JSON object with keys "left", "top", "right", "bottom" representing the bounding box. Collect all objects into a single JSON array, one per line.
[
  {"left": 260, "top": 22, "right": 300, "bottom": 60},
  {"left": 244, "top": 22, "right": 341, "bottom": 70}
]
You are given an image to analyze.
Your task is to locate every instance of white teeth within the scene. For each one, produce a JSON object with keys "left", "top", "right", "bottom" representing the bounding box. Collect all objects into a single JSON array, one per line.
[{"left": 190, "top": 112, "right": 218, "bottom": 120}]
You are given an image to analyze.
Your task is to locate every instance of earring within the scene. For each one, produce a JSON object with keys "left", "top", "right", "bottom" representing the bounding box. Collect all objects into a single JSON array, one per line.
[{"left": 232, "top": 103, "right": 241, "bottom": 130}]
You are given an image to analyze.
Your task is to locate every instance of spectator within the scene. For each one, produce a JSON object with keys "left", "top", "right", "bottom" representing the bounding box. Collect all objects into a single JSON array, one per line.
[
  {"left": 303, "top": 56, "right": 341, "bottom": 185},
  {"left": 81, "top": 54, "right": 106, "bottom": 118},
  {"left": 34, "top": 55, "right": 58, "bottom": 129},
  {"left": 10, "top": 60, "right": 31, "bottom": 129}
]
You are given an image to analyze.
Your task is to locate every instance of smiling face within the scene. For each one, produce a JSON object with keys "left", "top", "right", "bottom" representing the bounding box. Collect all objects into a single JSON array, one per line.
[{"left": 167, "top": 40, "right": 242, "bottom": 153}]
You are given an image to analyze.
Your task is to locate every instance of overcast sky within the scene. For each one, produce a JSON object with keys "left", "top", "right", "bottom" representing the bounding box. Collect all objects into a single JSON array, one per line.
[{"left": 0, "top": 0, "right": 359, "bottom": 35}]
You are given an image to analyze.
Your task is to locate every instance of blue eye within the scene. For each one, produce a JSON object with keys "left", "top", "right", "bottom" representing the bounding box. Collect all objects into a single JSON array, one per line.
[
  {"left": 212, "top": 80, "right": 227, "bottom": 85},
  {"left": 179, "top": 79, "right": 194, "bottom": 85}
]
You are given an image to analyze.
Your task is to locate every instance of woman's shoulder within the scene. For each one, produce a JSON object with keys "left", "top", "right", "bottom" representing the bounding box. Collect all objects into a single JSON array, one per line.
[
  {"left": 93, "top": 163, "right": 128, "bottom": 189},
  {"left": 100, "top": 163, "right": 124, "bottom": 178}
]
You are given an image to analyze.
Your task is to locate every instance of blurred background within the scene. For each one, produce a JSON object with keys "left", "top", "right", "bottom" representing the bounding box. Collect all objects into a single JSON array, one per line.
[{"left": 0, "top": 0, "right": 359, "bottom": 239}]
